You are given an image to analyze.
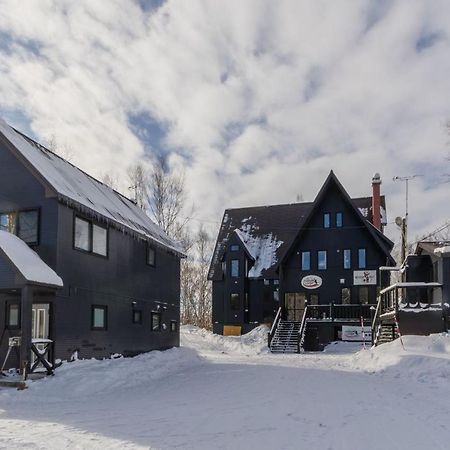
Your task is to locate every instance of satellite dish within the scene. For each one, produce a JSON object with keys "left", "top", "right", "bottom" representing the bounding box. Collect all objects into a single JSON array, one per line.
[{"left": 395, "top": 216, "right": 403, "bottom": 227}]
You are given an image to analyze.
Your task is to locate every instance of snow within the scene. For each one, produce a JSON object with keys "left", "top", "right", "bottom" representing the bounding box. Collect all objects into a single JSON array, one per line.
[
  {"left": 0, "top": 119, "right": 183, "bottom": 256},
  {"left": 235, "top": 225, "right": 283, "bottom": 278},
  {"left": 434, "top": 245, "right": 450, "bottom": 255},
  {"left": 1, "top": 328, "right": 450, "bottom": 449},
  {"left": 0, "top": 230, "right": 63, "bottom": 287}
]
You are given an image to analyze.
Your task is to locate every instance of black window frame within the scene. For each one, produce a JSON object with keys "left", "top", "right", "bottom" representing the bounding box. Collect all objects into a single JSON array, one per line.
[
  {"left": 358, "top": 248, "right": 367, "bottom": 269},
  {"left": 132, "top": 309, "right": 143, "bottom": 324},
  {"left": 230, "top": 244, "right": 240, "bottom": 251},
  {"left": 146, "top": 244, "right": 156, "bottom": 267},
  {"left": 73, "top": 215, "right": 108, "bottom": 258},
  {"left": 151, "top": 311, "right": 161, "bottom": 332},
  {"left": 170, "top": 320, "right": 178, "bottom": 332},
  {"left": 231, "top": 259, "right": 239, "bottom": 278},
  {"left": 230, "top": 293, "right": 240, "bottom": 311},
  {"left": 91, "top": 305, "right": 108, "bottom": 331},
  {"left": 6, "top": 303, "right": 20, "bottom": 329},
  {"left": 343, "top": 249, "right": 352, "bottom": 269},
  {"left": 0, "top": 208, "right": 40, "bottom": 246},
  {"left": 317, "top": 250, "right": 327, "bottom": 270},
  {"left": 301, "top": 251, "right": 311, "bottom": 271},
  {"left": 323, "top": 213, "right": 331, "bottom": 228},
  {"left": 336, "top": 212, "right": 343, "bottom": 228}
]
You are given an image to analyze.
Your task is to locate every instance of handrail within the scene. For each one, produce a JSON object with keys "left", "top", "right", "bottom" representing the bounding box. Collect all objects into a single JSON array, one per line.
[
  {"left": 268, "top": 306, "right": 282, "bottom": 348},
  {"left": 298, "top": 305, "right": 308, "bottom": 352}
]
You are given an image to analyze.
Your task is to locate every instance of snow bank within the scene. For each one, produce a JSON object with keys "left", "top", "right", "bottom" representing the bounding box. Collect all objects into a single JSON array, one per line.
[
  {"left": 350, "top": 334, "right": 450, "bottom": 383},
  {"left": 21, "top": 347, "right": 203, "bottom": 398},
  {"left": 181, "top": 325, "right": 269, "bottom": 355}
]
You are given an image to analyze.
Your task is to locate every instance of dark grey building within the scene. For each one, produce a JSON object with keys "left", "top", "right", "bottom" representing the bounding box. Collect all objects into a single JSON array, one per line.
[
  {"left": 0, "top": 118, "right": 183, "bottom": 373},
  {"left": 209, "top": 171, "right": 395, "bottom": 351}
]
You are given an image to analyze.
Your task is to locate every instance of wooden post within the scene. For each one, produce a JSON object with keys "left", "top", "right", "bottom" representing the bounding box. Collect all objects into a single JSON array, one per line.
[{"left": 19, "top": 285, "right": 33, "bottom": 376}]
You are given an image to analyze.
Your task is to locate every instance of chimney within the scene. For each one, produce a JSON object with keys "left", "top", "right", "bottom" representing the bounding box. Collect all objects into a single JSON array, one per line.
[{"left": 371, "top": 173, "right": 382, "bottom": 231}]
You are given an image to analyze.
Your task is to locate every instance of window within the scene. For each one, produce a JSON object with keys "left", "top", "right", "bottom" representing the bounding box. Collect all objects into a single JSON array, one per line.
[
  {"left": 323, "top": 213, "right": 331, "bottom": 228},
  {"left": 273, "top": 290, "right": 279, "bottom": 302},
  {"left": 92, "top": 306, "right": 107, "bottom": 330},
  {"left": 230, "top": 244, "right": 240, "bottom": 251},
  {"left": 151, "top": 312, "right": 161, "bottom": 331},
  {"left": 301, "top": 251, "right": 311, "bottom": 270},
  {"left": 309, "top": 294, "right": 319, "bottom": 305},
  {"left": 263, "top": 279, "right": 270, "bottom": 285},
  {"left": 341, "top": 288, "right": 351, "bottom": 305},
  {"left": 358, "top": 248, "right": 367, "bottom": 269},
  {"left": 230, "top": 293, "right": 240, "bottom": 310},
  {"left": 132, "top": 309, "right": 142, "bottom": 324},
  {"left": 147, "top": 245, "right": 156, "bottom": 266},
  {"left": 231, "top": 259, "right": 239, "bottom": 277},
  {"left": 336, "top": 212, "right": 343, "bottom": 228},
  {"left": 221, "top": 261, "right": 227, "bottom": 278},
  {"left": 359, "top": 287, "right": 369, "bottom": 305},
  {"left": 170, "top": 320, "right": 178, "bottom": 332},
  {"left": 6, "top": 304, "right": 20, "bottom": 328},
  {"left": 318, "top": 250, "right": 327, "bottom": 270},
  {"left": 74, "top": 217, "right": 90, "bottom": 251},
  {"left": 343, "top": 249, "right": 351, "bottom": 269},
  {"left": 74, "top": 217, "right": 108, "bottom": 256},
  {"left": 0, "top": 210, "right": 39, "bottom": 244},
  {"left": 273, "top": 279, "right": 280, "bottom": 285}
]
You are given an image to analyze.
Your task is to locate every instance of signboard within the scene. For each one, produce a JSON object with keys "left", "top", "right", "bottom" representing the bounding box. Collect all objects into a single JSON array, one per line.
[
  {"left": 342, "top": 325, "right": 372, "bottom": 342},
  {"left": 353, "top": 270, "right": 377, "bottom": 285},
  {"left": 301, "top": 275, "right": 322, "bottom": 290}
]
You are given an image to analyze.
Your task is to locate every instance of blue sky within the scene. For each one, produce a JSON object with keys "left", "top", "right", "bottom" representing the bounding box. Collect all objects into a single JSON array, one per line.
[{"left": 0, "top": 0, "right": 449, "bottom": 242}]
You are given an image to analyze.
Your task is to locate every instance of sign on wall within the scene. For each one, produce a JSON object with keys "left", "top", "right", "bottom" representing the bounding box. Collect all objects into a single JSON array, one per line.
[
  {"left": 342, "top": 325, "right": 372, "bottom": 342},
  {"left": 301, "top": 275, "right": 322, "bottom": 290},
  {"left": 353, "top": 270, "right": 377, "bottom": 285}
]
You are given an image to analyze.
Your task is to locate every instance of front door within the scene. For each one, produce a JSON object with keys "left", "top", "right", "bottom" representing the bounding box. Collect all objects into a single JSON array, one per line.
[
  {"left": 31, "top": 304, "right": 50, "bottom": 364},
  {"left": 285, "top": 293, "right": 306, "bottom": 321}
]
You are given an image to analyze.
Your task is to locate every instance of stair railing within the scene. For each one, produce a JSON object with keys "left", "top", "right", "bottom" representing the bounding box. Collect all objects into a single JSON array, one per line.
[
  {"left": 268, "top": 306, "right": 282, "bottom": 348},
  {"left": 371, "top": 295, "right": 382, "bottom": 346},
  {"left": 298, "top": 305, "right": 308, "bottom": 353}
]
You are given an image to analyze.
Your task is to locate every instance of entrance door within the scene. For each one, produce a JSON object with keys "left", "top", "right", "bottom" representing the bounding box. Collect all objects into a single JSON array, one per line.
[
  {"left": 31, "top": 304, "right": 50, "bottom": 365},
  {"left": 285, "top": 293, "right": 306, "bottom": 321}
]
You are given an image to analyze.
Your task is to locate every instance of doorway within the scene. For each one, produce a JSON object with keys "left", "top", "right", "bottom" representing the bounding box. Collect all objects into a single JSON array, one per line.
[
  {"left": 285, "top": 293, "right": 306, "bottom": 321},
  {"left": 31, "top": 303, "right": 50, "bottom": 364}
]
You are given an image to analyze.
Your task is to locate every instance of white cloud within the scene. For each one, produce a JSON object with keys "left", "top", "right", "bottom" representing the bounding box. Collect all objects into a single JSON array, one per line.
[{"left": 0, "top": 0, "right": 449, "bottom": 243}]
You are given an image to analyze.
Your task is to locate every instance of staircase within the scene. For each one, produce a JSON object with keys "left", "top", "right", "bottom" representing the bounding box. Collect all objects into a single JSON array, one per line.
[
  {"left": 269, "top": 320, "right": 301, "bottom": 353},
  {"left": 375, "top": 324, "right": 397, "bottom": 346}
]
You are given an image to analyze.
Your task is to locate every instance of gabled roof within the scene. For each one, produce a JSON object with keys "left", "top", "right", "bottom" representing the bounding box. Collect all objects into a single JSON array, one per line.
[
  {"left": 0, "top": 119, "right": 183, "bottom": 256},
  {"left": 208, "top": 171, "right": 395, "bottom": 280},
  {"left": 0, "top": 230, "right": 63, "bottom": 288},
  {"left": 415, "top": 240, "right": 450, "bottom": 256}
]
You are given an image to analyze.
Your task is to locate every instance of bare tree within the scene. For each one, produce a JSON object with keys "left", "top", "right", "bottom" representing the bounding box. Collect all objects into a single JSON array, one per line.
[
  {"left": 101, "top": 172, "right": 118, "bottom": 190},
  {"left": 127, "top": 163, "right": 148, "bottom": 210},
  {"left": 46, "top": 134, "right": 75, "bottom": 162}
]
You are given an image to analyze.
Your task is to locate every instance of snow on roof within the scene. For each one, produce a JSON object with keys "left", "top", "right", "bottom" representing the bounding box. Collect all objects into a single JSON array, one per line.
[
  {"left": 235, "top": 224, "right": 283, "bottom": 278},
  {"left": 0, "top": 119, "right": 183, "bottom": 256},
  {"left": 0, "top": 231, "right": 63, "bottom": 287},
  {"left": 434, "top": 246, "right": 450, "bottom": 255}
]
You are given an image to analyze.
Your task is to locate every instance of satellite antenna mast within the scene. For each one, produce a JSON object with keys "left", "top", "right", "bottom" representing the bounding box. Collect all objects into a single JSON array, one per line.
[{"left": 393, "top": 174, "right": 423, "bottom": 268}]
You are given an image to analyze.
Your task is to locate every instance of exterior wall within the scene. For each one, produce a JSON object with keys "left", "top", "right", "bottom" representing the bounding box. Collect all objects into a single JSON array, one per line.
[
  {"left": 405, "top": 255, "right": 433, "bottom": 283},
  {"left": 0, "top": 141, "right": 181, "bottom": 366},
  {"left": 281, "top": 183, "right": 390, "bottom": 307}
]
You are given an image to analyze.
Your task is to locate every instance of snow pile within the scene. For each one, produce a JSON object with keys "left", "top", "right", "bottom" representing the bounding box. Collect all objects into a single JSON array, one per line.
[
  {"left": 350, "top": 333, "right": 450, "bottom": 383},
  {"left": 434, "top": 245, "right": 450, "bottom": 255},
  {"left": 22, "top": 346, "right": 202, "bottom": 398},
  {"left": 235, "top": 225, "right": 283, "bottom": 278},
  {"left": 0, "top": 230, "right": 63, "bottom": 287},
  {"left": 181, "top": 325, "right": 270, "bottom": 355}
]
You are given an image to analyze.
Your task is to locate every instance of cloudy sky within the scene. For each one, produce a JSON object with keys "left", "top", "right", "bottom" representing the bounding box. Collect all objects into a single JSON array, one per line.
[{"left": 0, "top": 0, "right": 449, "bottom": 243}]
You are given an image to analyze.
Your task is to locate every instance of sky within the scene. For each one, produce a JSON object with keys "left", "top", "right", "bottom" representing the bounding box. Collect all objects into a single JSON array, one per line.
[{"left": 0, "top": 0, "right": 449, "bottom": 243}]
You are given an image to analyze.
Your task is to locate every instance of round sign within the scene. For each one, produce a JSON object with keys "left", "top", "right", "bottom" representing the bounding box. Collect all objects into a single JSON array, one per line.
[{"left": 301, "top": 275, "right": 322, "bottom": 290}]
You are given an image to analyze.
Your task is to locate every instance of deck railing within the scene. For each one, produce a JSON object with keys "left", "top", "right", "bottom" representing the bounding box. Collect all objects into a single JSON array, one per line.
[
  {"left": 268, "top": 306, "right": 282, "bottom": 348},
  {"left": 305, "top": 304, "right": 374, "bottom": 321}
]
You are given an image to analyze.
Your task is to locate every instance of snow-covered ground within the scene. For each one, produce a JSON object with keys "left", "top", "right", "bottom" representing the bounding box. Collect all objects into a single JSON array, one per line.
[{"left": 1, "top": 327, "right": 450, "bottom": 449}]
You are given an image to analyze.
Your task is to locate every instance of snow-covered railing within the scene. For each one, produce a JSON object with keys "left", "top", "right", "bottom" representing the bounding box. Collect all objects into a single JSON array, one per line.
[
  {"left": 298, "top": 305, "right": 308, "bottom": 353},
  {"left": 268, "top": 307, "right": 282, "bottom": 348},
  {"left": 305, "top": 304, "right": 373, "bottom": 321}
]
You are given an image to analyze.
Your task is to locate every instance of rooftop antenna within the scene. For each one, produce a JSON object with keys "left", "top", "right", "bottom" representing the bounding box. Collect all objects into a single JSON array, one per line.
[{"left": 393, "top": 174, "right": 423, "bottom": 270}]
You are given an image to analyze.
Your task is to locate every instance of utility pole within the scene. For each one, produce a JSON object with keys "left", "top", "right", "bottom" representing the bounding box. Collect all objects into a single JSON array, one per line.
[{"left": 393, "top": 174, "right": 423, "bottom": 271}]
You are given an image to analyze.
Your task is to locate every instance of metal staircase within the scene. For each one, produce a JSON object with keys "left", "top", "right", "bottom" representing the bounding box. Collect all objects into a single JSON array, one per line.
[{"left": 269, "top": 320, "right": 302, "bottom": 353}]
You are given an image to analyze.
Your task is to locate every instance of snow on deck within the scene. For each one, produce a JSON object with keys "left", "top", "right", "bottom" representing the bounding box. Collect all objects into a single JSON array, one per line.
[
  {"left": 0, "top": 230, "right": 63, "bottom": 287},
  {"left": 0, "top": 119, "right": 183, "bottom": 255}
]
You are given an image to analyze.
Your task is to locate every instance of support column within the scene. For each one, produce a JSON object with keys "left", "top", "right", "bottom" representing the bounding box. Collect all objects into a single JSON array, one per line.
[{"left": 19, "top": 285, "right": 33, "bottom": 374}]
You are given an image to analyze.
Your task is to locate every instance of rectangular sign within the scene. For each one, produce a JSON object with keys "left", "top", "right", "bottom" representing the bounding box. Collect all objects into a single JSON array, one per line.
[
  {"left": 353, "top": 270, "right": 377, "bottom": 285},
  {"left": 342, "top": 325, "right": 372, "bottom": 342}
]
